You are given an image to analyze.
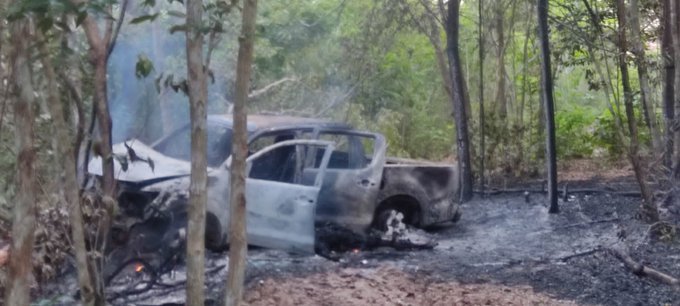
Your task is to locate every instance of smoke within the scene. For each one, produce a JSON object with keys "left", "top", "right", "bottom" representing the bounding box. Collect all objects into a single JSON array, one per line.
[
  {"left": 108, "top": 5, "right": 237, "bottom": 144},
  {"left": 106, "top": 0, "right": 361, "bottom": 145}
]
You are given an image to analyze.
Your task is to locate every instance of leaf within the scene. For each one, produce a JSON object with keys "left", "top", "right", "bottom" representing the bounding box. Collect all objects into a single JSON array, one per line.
[
  {"left": 129, "top": 13, "right": 159, "bottom": 25},
  {"left": 37, "top": 17, "right": 54, "bottom": 33},
  {"left": 135, "top": 54, "right": 154, "bottom": 79},
  {"left": 166, "top": 10, "right": 185, "bottom": 18},
  {"left": 169, "top": 24, "right": 188, "bottom": 34},
  {"left": 113, "top": 154, "right": 129, "bottom": 172},
  {"left": 76, "top": 11, "right": 88, "bottom": 27},
  {"left": 142, "top": 0, "right": 156, "bottom": 7},
  {"left": 155, "top": 73, "right": 164, "bottom": 93},
  {"left": 147, "top": 157, "right": 155, "bottom": 173}
]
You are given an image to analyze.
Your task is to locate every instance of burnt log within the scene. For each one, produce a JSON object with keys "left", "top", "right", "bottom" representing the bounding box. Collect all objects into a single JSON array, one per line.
[{"left": 607, "top": 248, "right": 680, "bottom": 289}]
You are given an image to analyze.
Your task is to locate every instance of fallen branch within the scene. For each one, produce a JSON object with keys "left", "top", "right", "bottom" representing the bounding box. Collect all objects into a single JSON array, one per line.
[
  {"left": 555, "top": 218, "right": 620, "bottom": 230},
  {"left": 474, "top": 187, "right": 641, "bottom": 198},
  {"left": 557, "top": 248, "right": 602, "bottom": 262},
  {"left": 607, "top": 248, "right": 680, "bottom": 289}
]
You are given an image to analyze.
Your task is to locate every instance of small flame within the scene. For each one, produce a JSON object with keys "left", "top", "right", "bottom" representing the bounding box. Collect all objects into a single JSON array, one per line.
[
  {"left": 135, "top": 263, "right": 144, "bottom": 273},
  {"left": 352, "top": 248, "right": 360, "bottom": 254}
]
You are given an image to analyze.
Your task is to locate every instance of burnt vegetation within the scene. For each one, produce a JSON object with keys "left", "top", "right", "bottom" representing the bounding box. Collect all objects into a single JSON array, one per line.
[{"left": 2, "top": 0, "right": 680, "bottom": 305}]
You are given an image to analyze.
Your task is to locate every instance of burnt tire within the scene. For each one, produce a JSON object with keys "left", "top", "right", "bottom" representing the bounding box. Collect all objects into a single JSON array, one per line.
[
  {"left": 205, "top": 212, "right": 224, "bottom": 251},
  {"left": 372, "top": 209, "right": 397, "bottom": 232},
  {"left": 451, "top": 208, "right": 462, "bottom": 222}
]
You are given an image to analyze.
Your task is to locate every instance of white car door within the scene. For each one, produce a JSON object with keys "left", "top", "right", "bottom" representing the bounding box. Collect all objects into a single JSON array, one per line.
[{"left": 239, "top": 139, "right": 334, "bottom": 253}]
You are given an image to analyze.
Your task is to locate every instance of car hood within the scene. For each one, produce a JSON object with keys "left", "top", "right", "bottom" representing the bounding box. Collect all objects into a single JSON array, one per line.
[{"left": 87, "top": 140, "right": 197, "bottom": 184}]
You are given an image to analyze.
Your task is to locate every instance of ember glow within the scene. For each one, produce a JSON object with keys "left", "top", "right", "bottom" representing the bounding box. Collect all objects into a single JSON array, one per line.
[
  {"left": 352, "top": 248, "right": 360, "bottom": 254},
  {"left": 135, "top": 263, "right": 144, "bottom": 273}
]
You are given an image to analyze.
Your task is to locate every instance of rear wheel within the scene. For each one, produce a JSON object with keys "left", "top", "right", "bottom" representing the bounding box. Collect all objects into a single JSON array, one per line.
[{"left": 372, "top": 195, "right": 421, "bottom": 231}]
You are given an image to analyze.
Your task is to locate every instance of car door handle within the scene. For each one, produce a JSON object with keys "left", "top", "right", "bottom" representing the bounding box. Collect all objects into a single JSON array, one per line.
[{"left": 359, "top": 179, "right": 372, "bottom": 187}]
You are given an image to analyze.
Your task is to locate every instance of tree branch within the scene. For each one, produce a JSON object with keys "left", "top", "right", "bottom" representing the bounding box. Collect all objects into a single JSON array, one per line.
[
  {"left": 247, "top": 77, "right": 297, "bottom": 100},
  {"left": 607, "top": 248, "right": 680, "bottom": 289},
  {"left": 107, "top": 0, "right": 129, "bottom": 57}
]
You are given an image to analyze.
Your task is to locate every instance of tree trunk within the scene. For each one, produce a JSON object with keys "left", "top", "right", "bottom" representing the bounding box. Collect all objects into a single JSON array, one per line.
[
  {"left": 80, "top": 17, "right": 115, "bottom": 304},
  {"left": 478, "top": 0, "right": 486, "bottom": 195},
  {"left": 38, "top": 35, "right": 96, "bottom": 306},
  {"left": 494, "top": 0, "right": 507, "bottom": 120},
  {"left": 672, "top": 0, "right": 680, "bottom": 176},
  {"left": 185, "top": 0, "right": 209, "bottom": 302},
  {"left": 617, "top": 0, "right": 658, "bottom": 221},
  {"left": 537, "top": 0, "right": 558, "bottom": 213},
  {"left": 80, "top": 17, "right": 115, "bottom": 199},
  {"left": 445, "top": 0, "right": 474, "bottom": 202},
  {"left": 4, "top": 17, "right": 38, "bottom": 306},
  {"left": 629, "top": 0, "right": 662, "bottom": 153},
  {"left": 662, "top": 0, "right": 675, "bottom": 168},
  {"left": 225, "top": 1, "right": 257, "bottom": 305}
]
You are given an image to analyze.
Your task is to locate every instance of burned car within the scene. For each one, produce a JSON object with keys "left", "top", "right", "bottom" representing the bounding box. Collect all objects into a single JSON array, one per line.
[{"left": 88, "top": 115, "right": 461, "bottom": 254}]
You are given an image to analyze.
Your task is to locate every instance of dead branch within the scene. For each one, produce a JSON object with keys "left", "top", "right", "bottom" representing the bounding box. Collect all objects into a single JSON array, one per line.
[
  {"left": 475, "top": 187, "right": 641, "bottom": 198},
  {"left": 557, "top": 248, "right": 603, "bottom": 262},
  {"left": 607, "top": 248, "right": 680, "bottom": 289},
  {"left": 555, "top": 218, "right": 621, "bottom": 230},
  {"left": 247, "top": 77, "right": 297, "bottom": 100}
]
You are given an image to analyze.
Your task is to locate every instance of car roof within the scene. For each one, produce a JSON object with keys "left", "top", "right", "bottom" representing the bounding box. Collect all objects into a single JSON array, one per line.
[{"left": 207, "top": 114, "right": 352, "bottom": 132}]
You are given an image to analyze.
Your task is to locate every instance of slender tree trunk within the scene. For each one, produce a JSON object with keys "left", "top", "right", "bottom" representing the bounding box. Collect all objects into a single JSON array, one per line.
[
  {"left": 673, "top": 0, "right": 680, "bottom": 176},
  {"left": 478, "top": 0, "right": 486, "bottom": 195},
  {"left": 663, "top": 0, "right": 675, "bottom": 168},
  {"left": 537, "top": 0, "right": 558, "bottom": 213},
  {"left": 38, "top": 36, "right": 96, "bottom": 306},
  {"left": 495, "top": 0, "right": 507, "bottom": 120},
  {"left": 225, "top": 1, "right": 257, "bottom": 305},
  {"left": 4, "top": 17, "right": 37, "bottom": 306},
  {"left": 629, "top": 0, "right": 662, "bottom": 153},
  {"left": 185, "top": 0, "right": 208, "bottom": 302},
  {"left": 80, "top": 17, "right": 115, "bottom": 199},
  {"left": 80, "top": 18, "right": 115, "bottom": 304},
  {"left": 445, "top": 0, "right": 474, "bottom": 202},
  {"left": 618, "top": 0, "right": 658, "bottom": 220}
]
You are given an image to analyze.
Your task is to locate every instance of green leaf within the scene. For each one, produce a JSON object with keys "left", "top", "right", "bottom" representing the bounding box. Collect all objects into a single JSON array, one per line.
[
  {"left": 169, "top": 24, "right": 188, "bottom": 34},
  {"left": 135, "top": 54, "right": 154, "bottom": 79},
  {"left": 142, "top": 0, "right": 156, "bottom": 7},
  {"left": 76, "top": 11, "right": 88, "bottom": 27},
  {"left": 129, "top": 13, "right": 159, "bottom": 25},
  {"left": 37, "top": 17, "right": 54, "bottom": 33},
  {"left": 166, "top": 10, "right": 185, "bottom": 18}
]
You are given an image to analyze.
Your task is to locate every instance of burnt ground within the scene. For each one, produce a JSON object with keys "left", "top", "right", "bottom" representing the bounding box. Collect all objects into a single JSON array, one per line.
[{"left": 39, "top": 177, "right": 680, "bottom": 306}]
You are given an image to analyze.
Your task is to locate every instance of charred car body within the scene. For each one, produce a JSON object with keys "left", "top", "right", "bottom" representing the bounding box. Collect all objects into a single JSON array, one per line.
[{"left": 89, "top": 115, "right": 461, "bottom": 254}]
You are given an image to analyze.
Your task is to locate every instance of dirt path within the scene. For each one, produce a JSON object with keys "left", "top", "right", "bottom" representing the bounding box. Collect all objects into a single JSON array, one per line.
[{"left": 245, "top": 267, "right": 577, "bottom": 306}]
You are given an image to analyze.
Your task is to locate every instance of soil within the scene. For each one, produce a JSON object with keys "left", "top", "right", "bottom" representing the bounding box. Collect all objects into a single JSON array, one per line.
[
  {"left": 36, "top": 176, "right": 680, "bottom": 306},
  {"left": 244, "top": 267, "right": 577, "bottom": 306}
]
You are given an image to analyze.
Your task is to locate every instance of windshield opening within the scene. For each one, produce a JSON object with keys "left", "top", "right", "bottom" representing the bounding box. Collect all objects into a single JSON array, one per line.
[{"left": 152, "top": 122, "right": 233, "bottom": 167}]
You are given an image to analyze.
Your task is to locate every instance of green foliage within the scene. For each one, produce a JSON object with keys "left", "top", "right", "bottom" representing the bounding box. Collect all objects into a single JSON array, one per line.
[
  {"left": 135, "top": 54, "right": 154, "bottom": 79},
  {"left": 555, "top": 106, "right": 596, "bottom": 158}
]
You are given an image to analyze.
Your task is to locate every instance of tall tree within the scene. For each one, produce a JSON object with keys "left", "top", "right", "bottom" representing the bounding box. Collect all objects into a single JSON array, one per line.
[
  {"left": 185, "top": 0, "right": 209, "bottom": 302},
  {"left": 617, "top": 0, "right": 657, "bottom": 220},
  {"left": 4, "top": 16, "right": 38, "bottom": 305},
  {"left": 629, "top": 0, "right": 662, "bottom": 153},
  {"left": 494, "top": 0, "right": 507, "bottom": 120},
  {"left": 672, "top": 0, "right": 680, "bottom": 176},
  {"left": 38, "top": 34, "right": 96, "bottom": 305},
  {"left": 662, "top": 0, "right": 675, "bottom": 168},
  {"left": 478, "top": 0, "right": 486, "bottom": 195},
  {"left": 71, "top": 3, "right": 127, "bottom": 301},
  {"left": 445, "top": 0, "right": 474, "bottom": 202},
  {"left": 225, "top": 0, "right": 257, "bottom": 304},
  {"left": 537, "top": 0, "right": 558, "bottom": 213}
]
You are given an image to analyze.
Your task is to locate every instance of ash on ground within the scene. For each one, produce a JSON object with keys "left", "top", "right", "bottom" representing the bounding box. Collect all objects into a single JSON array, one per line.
[{"left": 41, "top": 190, "right": 680, "bottom": 306}]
